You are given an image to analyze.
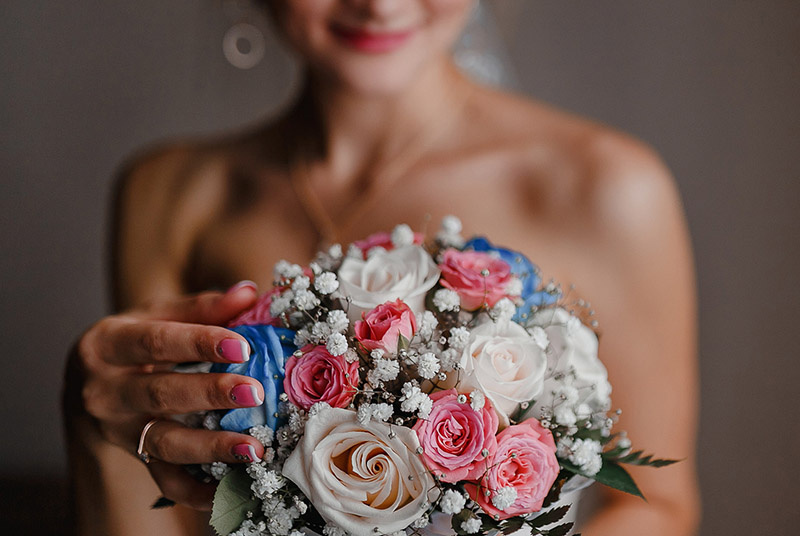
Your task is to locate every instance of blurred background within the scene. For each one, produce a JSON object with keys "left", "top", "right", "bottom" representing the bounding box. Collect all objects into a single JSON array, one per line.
[{"left": 1, "top": 1, "right": 798, "bottom": 534}]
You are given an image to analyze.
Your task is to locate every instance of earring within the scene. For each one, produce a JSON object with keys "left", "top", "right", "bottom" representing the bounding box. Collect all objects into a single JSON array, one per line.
[
  {"left": 223, "top": 22, "right": 266, "bottom": 69},
  {"left": 452, "top": 0, "right": 517, "bottom": 88},
  {"left": 221, "top": 0, "right": 266, "bottom": 70}
]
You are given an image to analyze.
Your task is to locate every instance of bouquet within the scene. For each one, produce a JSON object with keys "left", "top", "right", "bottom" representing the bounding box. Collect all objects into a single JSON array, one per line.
[{"left": 199, "top": 217, "right": 675, "bottom": 536}]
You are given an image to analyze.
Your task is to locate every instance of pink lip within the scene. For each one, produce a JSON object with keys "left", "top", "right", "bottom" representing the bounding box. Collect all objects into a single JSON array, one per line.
[{"left": 330, "top": 23, "right": 415, "bottom": 53}]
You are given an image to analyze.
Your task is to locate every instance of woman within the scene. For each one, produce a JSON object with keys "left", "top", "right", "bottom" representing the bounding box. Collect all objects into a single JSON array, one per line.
[{"left": 64, "top": 1, "right": 700, "bottom": 535}]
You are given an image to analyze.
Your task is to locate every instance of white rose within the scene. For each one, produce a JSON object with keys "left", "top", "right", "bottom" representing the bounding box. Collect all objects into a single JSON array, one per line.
[
  {"left": 337, "top": 245, "right": 440, "bottom": 322},
  {"left": 527, "top": 308, "right": 611, "bottom": 419},
  {"left": 456, "top": 317, "right": 547, "bottom": 427},
  {"left": 282, "top": 407, "right": 438, "bottom": 536}
]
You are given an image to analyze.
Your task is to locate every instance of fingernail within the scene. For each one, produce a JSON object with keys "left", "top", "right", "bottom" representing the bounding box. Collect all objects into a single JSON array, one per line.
[
  {"left": 218, "top": 338, "right": 250, "bottom": 363},
  {"left": 231, "top": 384, "right": 263, "bottom": 407},
  {"left": 232, "top": 443, "right": 258, "bottom": 463},
  {"left": 226, "top": 280, "right": 258, "bottom": 295}
]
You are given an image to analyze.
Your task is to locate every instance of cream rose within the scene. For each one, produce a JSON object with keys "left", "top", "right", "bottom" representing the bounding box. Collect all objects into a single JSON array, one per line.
[
  {"left": 337, "top": 245, "right": 440, "bottom": 322},
  {"left": 282, "top": 407, "right": 438, "bottom": 536},
  {"left": 527, "top": 308, "right": 611, "bottom": 419},
  {"left": 456, "top": 317, "right": 547, "bottom": 427}
]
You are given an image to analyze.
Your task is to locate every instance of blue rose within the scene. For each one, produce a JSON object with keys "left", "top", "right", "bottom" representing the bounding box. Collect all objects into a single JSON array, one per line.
[
  {"left": 211, "top": 324, "right": 296, "bottom": 432},
  {"left": 463, "top": 237, "right": 559, "bottom": 320}
]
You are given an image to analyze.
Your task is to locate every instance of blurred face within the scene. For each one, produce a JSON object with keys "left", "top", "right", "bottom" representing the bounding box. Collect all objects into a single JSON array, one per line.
[{"left": 267, "top": 0, "right": 475, "bottom": 95}]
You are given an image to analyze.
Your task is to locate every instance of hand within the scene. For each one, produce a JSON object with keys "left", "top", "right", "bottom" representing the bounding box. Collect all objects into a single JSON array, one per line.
[{"left": 64, "top": 282, "right": 265, "bottom": 510}]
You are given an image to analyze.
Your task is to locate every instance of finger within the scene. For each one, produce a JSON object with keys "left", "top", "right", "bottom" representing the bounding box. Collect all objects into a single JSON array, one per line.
[
  {"left": 143, "top": 420, "right": 265, "bottom": 465},
  {"left": 148, "top": 461, "right": 216, "bottom": 511},
  {"left": 117, "top": 372, "right": 264, "bottom": 415},
  {"left": 99, "top": 318, "right": 251, "bottom": 366},
  {"left": 147, "top": 282, "right": 259, "bottom": 325}
]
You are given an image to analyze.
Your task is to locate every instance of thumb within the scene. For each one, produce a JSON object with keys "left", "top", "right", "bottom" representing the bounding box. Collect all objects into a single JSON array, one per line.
[{"left": 147, "top": 281, "right": 259, "bottom": 325}]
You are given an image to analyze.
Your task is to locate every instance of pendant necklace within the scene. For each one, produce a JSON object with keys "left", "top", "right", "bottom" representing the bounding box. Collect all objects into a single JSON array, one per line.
[{"left": 286, "top": 83, "right": 473, "bottom": 248}]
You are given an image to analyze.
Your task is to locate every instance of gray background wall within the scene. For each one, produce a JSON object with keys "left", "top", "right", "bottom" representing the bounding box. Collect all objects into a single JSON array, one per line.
[{"left": 1, "top": 1, "right": 798, "bottom": 534}]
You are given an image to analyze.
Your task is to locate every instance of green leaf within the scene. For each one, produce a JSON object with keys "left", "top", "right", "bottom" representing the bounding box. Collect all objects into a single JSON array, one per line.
[
  {"left": 600, "top": 432, "right": 621, "bottom": 446},
  {"left": 560, "top": 460, "right": 644, "bottom": 499},
  {"left": 572, "top": 425, "right": 606, "bottom": 443},
  {"left": 479, "top": 514, "right": 500, "bottom": 535},
  {"left": 451, "top": 509, "right": 473, "bottom": 536},
  {"left": 397, "top": 333, "right": 410, "bottom": 352},
  {"left": 601, "top": 445, "right": 629, "bottom": 459},
  {"left": 528, "top": 505, "right": 570, "bottom": 529},
  {"left": 508, "top": 398, "right": 537, "bottom": 424},
  {"left": 541, "top": 473, "right": 568, "bottom": 508},
  {"left": 500, "top": 517, "right": 525, "bottom": 535},
  {"left": 545, "top": 523, "right": 574, "bottom": 536},
  {"left": 613, "top": 450, "right": 680, "bottom": 468},
  {"left": 210, "top": 468, "right": 260, "bottom": 536}
]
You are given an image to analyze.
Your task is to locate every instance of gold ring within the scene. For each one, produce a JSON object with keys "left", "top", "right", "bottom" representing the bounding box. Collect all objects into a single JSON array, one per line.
[{"left": 137, "top": 419, "right": 159, "bottom": 464}]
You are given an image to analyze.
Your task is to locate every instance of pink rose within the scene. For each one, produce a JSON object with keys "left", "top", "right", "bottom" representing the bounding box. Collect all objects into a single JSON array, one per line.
[
  {"left": 439, "top": 249, "right": 514, "bottom": 310},
  {"left": 354, "top": 299, "right": 417, "bottom": 355},
  {"left": 353, "top": 231, "right": 424, "bottom": 258},
  {"left": 284, "top": 345, "right": 359, "bottom": 411},
  {"left": 466, "top": 419, "right": 559, "bottom": 519},
  {"left": 413, "top": 389, "right": 498, "bottom": 483},
  {"left": 228, "top": 287, "right": 282, "bottom": 328}
]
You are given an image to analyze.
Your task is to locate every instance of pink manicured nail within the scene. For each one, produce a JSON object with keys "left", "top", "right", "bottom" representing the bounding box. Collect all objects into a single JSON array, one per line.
[
  {"left": 226, "top": 280, "right": 258, "bottom": 295},
  {"left": 219, "top": 338, "right": 250, "bottom": 363},
  {"left": 231, "top": 384, "right": 263, "bottom": 407},
  {"left": 232, "top": 443, "right": 258, "bottom": 463}
]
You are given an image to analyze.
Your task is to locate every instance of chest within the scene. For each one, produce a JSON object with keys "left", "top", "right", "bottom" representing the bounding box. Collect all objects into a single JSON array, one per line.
[{"left": 187, "top": 155, "right": 599, "bottom": 299}]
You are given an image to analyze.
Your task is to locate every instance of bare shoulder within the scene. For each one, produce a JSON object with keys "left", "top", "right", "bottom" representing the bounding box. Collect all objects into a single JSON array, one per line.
[
  {"left": 115, "top": 138, "right": 233, "bottom": 219},
  {"left": 575, "top": 123, "right": 684, "bottom": 246},
  {"left": 559, "top": 121, "right": 693, "bottom": 300},
  {"left": 482, "top": 97, "right": 701, "bottom": 526},
  {"left": 475, "top": 87, "right": 687, "bottom": 254},
  {"left": 115, "top": 120, "right": 286, "bottom": 211},
  {"left": 111, "top": 135, "right": 246, "bottom": 307}
]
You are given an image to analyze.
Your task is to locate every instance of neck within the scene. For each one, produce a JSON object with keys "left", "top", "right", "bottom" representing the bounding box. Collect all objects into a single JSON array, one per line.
[{"left": 287, "top": 57, "right": 470, "bottom": 186}]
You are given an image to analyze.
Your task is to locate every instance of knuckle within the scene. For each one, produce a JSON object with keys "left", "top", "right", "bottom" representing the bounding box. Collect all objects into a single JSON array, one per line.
[
  {"left": 75, "top": 332, "right": 96, "bottom": 366},
  {"left": 145, "top": 379, "right": 171, "bottom": 413},
  {"left": 210, "top": 375, "right": 234, "bottom": 407},
  {"left": 138, "top": 324, "right": 168, "bottom": 358},
  {"left": 213, "top": 434, "right": 234, "bottom": 460},
  {"left": 76, "top": 320, "right": 108, "bottom": 368},
  {"left": 150, "top": 429, "right": 175, "bottom": 461},
  {"left": 81, "top": 382, "right": 106, "bottom": 418},
  {"left": 196, "top": 290, "right": 219, "bottom": 305},
  {"left": 193, "top": 291, "right": 220, "bottom": 316},
  {"left": 79, "top": 315, "right": 130, "bottom": 369},
  {"left": 194, "top": 331, "right": 215, "bottom": 360}
]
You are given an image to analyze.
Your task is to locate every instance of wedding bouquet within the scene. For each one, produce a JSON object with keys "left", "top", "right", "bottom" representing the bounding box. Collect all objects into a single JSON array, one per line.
[{"left": 199, "top": 217, "right": 675, "bottom": 536}]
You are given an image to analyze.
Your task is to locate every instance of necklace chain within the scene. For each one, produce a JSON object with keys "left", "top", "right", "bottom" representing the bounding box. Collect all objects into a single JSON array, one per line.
[{"left": 287, "top": 84, "right": 473, "bottom": 247}]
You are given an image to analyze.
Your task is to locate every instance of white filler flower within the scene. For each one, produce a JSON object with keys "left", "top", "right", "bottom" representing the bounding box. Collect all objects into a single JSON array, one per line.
[
  {"left": 439, "top": 489, "right": 466, "bottom": 515},
  {"left": 461, "top": 517, "right": 482, "bottom": 534},
  {"left": 491, "top": 487, "right": 518, "bottom": 511},
  {"left": 326, "top": 332, "right": 348, "bottom": 357},
  {"left": 314, "top": 272, "right": 340, "bottom": 295},
  {"left": 433, "top": 288, "right": 460, "bottom": 312}
]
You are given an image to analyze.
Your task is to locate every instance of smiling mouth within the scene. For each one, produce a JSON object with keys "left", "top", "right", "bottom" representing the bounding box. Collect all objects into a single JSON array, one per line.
[{"left": 329, "top": 23, "right": 416, "bottom": 54}]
